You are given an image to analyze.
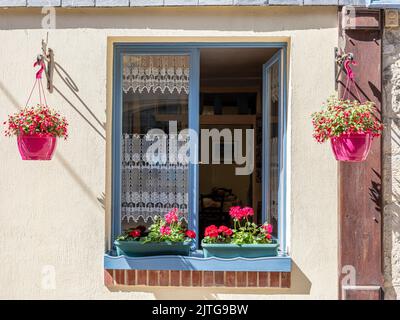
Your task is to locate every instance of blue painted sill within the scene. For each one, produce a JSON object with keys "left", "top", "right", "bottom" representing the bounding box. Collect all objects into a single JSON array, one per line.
[{"left": 104, "top": 250, "right": 291, "bottom": 272}]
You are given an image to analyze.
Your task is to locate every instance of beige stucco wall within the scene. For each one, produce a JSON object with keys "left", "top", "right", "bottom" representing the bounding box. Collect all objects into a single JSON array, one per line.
[{"left": 0, "top": 6, "right": 338, "bottom": 299}]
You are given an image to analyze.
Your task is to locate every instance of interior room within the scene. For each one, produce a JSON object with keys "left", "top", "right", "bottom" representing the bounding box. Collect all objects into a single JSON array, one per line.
[{"left": 198, "top": 48, "right": 279, "bottom": 237}]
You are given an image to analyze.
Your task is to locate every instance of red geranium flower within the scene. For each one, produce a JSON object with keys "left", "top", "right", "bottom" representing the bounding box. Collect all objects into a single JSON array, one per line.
[
  {"left": 129, "top": 229, "right": 141, "bottom": 238},
  {"left": 218, "top": 225, "right": 233, "bottom": 237},
  {"left": 204, "top": 225, "right": 219, "bottom": 238},
  {"left": 185, "top": 230, "right": 196, "bottom": 239}
]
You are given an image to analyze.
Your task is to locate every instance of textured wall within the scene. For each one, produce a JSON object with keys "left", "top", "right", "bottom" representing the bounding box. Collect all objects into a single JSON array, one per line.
[
  {"left": 383, "top": 28, "right": 400, "bottom": 300},
  {"left": 0, "top": 6, "right": 338, "bottom": 299}
]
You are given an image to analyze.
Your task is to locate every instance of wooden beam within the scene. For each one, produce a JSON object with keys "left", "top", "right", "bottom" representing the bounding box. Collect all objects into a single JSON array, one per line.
[{"left": 338, "top": 8, "right": 384, "bottom": 300}]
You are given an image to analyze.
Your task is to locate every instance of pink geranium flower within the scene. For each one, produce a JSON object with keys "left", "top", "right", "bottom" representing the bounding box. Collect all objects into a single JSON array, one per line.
[
  {"left": 242, "top": 206, "right": 254, "bottom": 218},
  {"left": 229, "top": 206, "right": 244, "bottom": 220},
  {"left": 160, "top": 225, "right": 171, "bottom": 236},
  {"left": 165, "top": 208, "right": 179, "bottom": 224},
  {"left": 262, "top": 223, "right": 273, "bottom": 234}
]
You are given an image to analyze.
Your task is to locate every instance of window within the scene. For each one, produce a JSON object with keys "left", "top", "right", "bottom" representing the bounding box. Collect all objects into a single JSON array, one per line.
[
  {"left": 368, "top": 0, "right": 400, "bottom": 8},
  {"left": 108, "top": 43, "right": 289, "bottom": 271}
]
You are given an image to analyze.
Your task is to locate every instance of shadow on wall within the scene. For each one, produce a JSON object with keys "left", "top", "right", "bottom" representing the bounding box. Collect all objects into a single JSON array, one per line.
[
  {"left": 106, "top": 261, "right": 312, "bottom": 299},
  {"left": 0, "top": 7, "right": 337, "bottom": 32}
]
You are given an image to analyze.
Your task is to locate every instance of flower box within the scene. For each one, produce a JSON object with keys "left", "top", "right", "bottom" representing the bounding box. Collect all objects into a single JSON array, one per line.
[
  {"left": 201, "top": 240, "right": 279, "bottom": 259},
  {"left": 114, "top": 240, "right": 192, "bottom": 257},
  {"left": 115, "top": 208, "right": 196, "bottom": 257}
]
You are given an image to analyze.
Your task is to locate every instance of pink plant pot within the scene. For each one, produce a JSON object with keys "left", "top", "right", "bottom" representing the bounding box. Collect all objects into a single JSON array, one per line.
[
  {"left": 17, "top": 134, "right": 57, "bottom": 160},
  {"left": 330, "top": 133, "right": 373, "bottom": 162}
]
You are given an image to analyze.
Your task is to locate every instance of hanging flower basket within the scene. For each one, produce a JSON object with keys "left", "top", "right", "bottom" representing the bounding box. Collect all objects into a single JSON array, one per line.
[
  {"left": 3, "top": 59, "right": 68, "bottom": 160},
  {"left": 4, "top": 105, "right": 68, "bottom": 161},
  {"left": 17, "top": 133, "right": 57, "bottom": 160},
  {"left": 330, "top": 132, "right": 373, "bottom": 162},
  {"left": 312, "top": 97, "right": 383, "bottom": 162}
]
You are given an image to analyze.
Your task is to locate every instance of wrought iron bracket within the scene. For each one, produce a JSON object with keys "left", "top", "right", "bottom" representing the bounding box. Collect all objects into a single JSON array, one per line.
[
  {"left": 335, "top": 47, "right": 354, "bottom": 90},
  {"left": 37, "top": 37, "right": 55, "bottom": 93}
]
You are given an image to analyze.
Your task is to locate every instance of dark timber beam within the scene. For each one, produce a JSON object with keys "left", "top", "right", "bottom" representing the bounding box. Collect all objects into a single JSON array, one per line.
[{"left": 338, "top": 7, "right": 384, "bottom": 300}]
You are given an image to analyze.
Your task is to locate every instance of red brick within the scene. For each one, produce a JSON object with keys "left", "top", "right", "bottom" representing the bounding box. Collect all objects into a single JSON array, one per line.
[
  {"left": 106, "top": 269, "right": 290, "bottom": 288},
  {"left": 192, "top": 271, "right": 202, "bottom": 287},
  {"left": 236, "top": 272, "right": 247, "bottom": 287},
  {"left": 203, "top": 271, "right": 214, "bottom": 287},
  {"left": 159, "top": 270, "right": 170, "bottom": 286},
  {"left": 115, "top": 270, "right": 125, "bottom": 285},
  {"left": 181, "top": 271, "right": 192, "bottom": 286},
  {"left": 214, "top": 271, "right": 225, "bottom": 286},
  {"left": 225, "top": 272, "right": 236, "bottom": 287},
  {"left": 126, "top": 270, "right": 136, "bottom": 286},
  {"left": 258, "top": 272, "right": 269, "bottom": 287},
  {"left": 136, "top": 270, "right": 147, "bottom": 285},
  {"left": 170, "top": 271, "right": 180, "bottom": 286},
  {"left": 148, "top": 270, "right": 159, "bottom": 286},
  {"left": 247, "top": 272, "right": 258, "bottom": 287},
  {"left": 104, "top": 269, "right": 114, "bottom": 287},
  {"left": 270, "top": 272, "right": 280, "bottom": 287},
  {"left": 281, "top": 272, "right": 291, "bottom": 288}
]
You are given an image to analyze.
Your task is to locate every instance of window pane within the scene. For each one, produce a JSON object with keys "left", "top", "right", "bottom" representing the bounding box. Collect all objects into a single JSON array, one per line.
[
  {"left": 121, "top": 55, "right": 189, "bottom": 230},
  {"left": 268, "top": 61, "right": 279, "bottom": 237}
]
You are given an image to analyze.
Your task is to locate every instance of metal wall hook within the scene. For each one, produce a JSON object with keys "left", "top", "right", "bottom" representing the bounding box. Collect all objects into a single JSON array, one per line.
[
  {"left": 335, "top": 48, "right": 354, "bottom": 87},
  {"left": 38, "top": 34, "right": 55, "bottom": 93}
]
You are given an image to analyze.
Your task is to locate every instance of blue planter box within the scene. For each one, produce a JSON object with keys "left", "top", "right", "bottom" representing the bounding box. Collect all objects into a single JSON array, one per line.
[
  {"left": 201, "top": 240, "right": 279, "bottom": 258},
  {"left": 114, "top": 240, "right": 192, "bottom": 257}
]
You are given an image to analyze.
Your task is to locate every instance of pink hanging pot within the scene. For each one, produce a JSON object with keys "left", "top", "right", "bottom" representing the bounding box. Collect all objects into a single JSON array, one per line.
[
  {"left": 330, "top": 133, "right": 373, "bottom": 162},
  {"left": 17, "top": 134, "right": 57, "bottom": 160},
  {"left": 311, "top": 55, "right": 383, "bottom": 163},
  {"left": 3, "top": 57, "right": 68, "bottom": 160}
]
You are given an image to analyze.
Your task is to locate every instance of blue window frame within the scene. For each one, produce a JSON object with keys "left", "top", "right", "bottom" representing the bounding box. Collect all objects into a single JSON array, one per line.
[
  {"left": 107, "top": 42, "right": 290, "bottom": 272},
  {"left": 368, "top": 0, "right": 400, "bottom": 8},
  {"left": 263, "top": 49, "right": 287, "bottom": 255},
  {"left": 111, "top": 46, "right": 200, "bottom": 247}
]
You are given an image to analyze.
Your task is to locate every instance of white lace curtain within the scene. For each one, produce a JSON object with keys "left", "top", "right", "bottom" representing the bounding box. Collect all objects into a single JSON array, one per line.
[
  {"left": 123, "top": 55, "right": 190, "bottom": 95},
  {"left": 121, "top": 134, "right": 189, "bottom": 223},
  {"left": 269, "top": 137, "right": 279, "bottom": 222},
  {"left": 271, "top": 62, "right": 279, "bottom": 103}
]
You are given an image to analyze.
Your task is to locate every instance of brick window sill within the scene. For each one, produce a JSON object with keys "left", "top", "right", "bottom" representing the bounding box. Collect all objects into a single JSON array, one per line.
[{"left": 104, "top": 252, "right": 291, "bottom": 288}]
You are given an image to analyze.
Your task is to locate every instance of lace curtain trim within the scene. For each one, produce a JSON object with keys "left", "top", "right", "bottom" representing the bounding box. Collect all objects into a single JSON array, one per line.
[
  {"left": 121, "top": 134, "right": 189, "bottom": 223},
  {"left": 123, "top": 55, "right": 190, "bottom": 95}
]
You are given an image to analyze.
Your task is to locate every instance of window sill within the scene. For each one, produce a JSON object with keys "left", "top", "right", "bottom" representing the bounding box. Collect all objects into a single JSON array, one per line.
[{"left": 104, "top": 251, "right": 291, "bottom": 272}]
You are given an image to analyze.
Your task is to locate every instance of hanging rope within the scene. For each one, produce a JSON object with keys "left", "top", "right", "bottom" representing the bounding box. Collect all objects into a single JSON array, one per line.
[
  {"left": 25, "top": 58, "right": 48, "bottom": 108},
  {"left": 342, "top": 58, "right": 363, "bottom": 102}
]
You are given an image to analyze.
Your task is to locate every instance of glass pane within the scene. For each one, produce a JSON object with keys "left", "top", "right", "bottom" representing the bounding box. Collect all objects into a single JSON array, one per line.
[
  {"left": 267, "top": 61, "right": 279, "bottom": 237},
  {"left": 121, "top": 55, "right": 189, "bottom": 230}
]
